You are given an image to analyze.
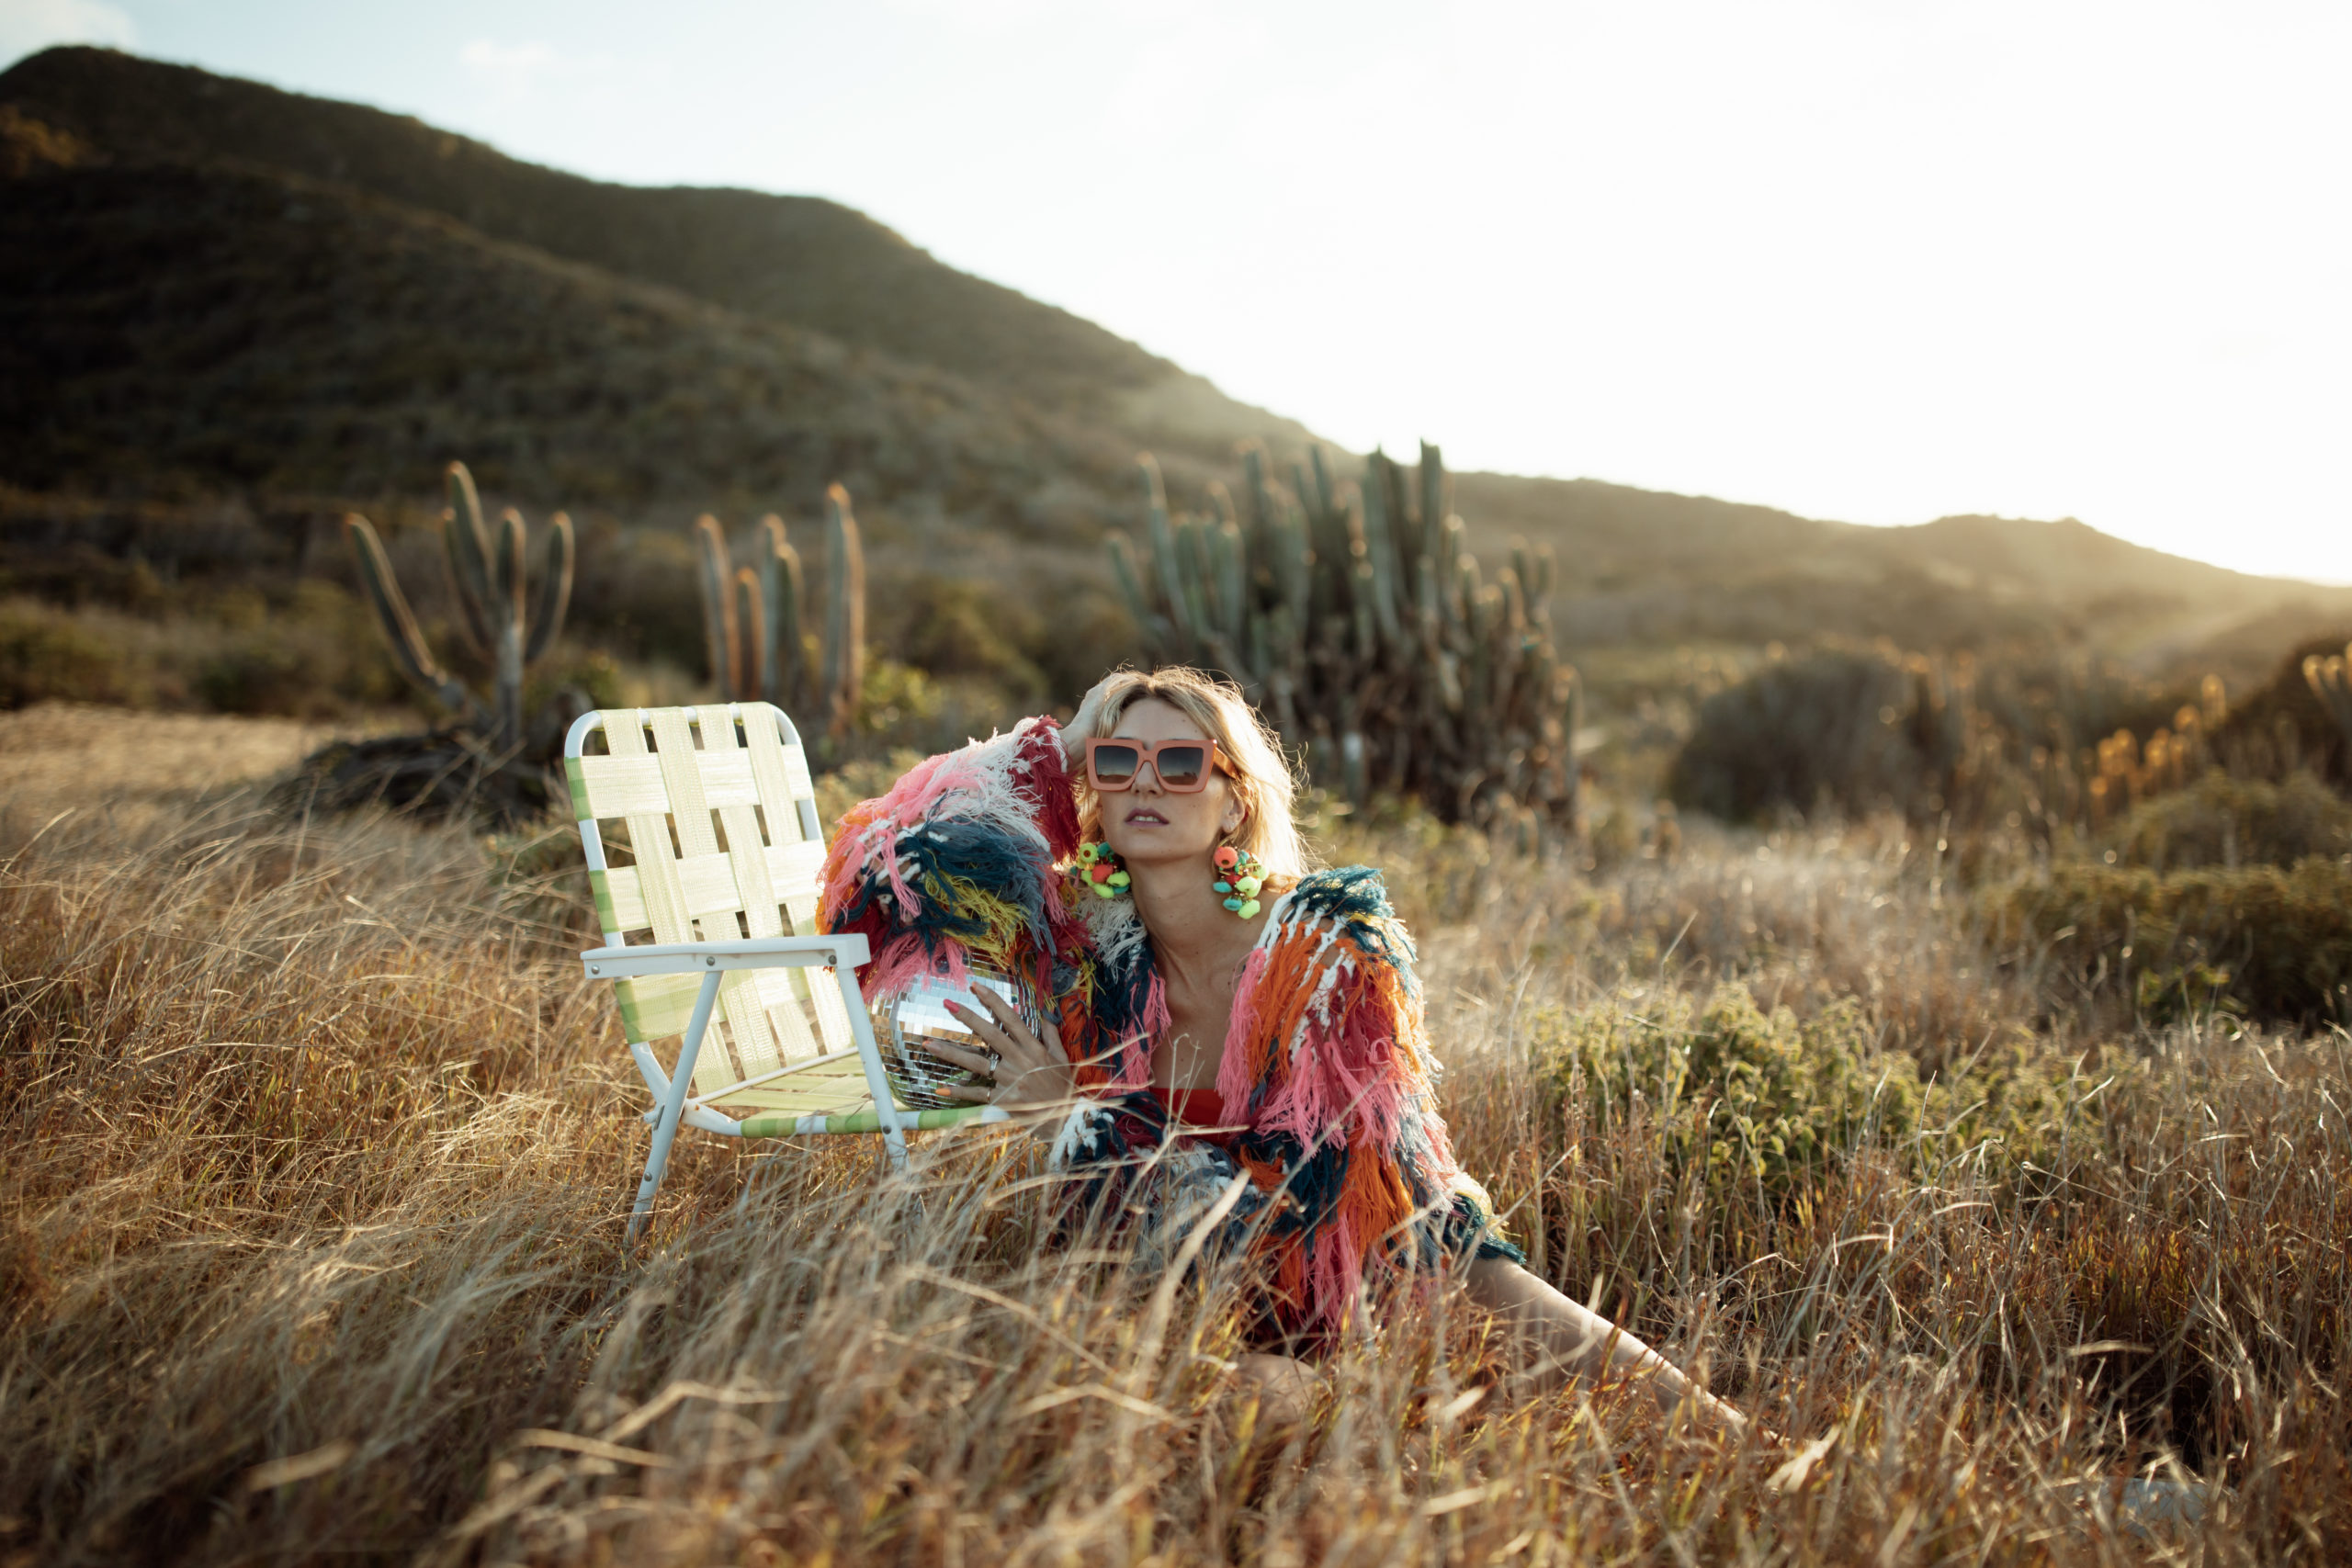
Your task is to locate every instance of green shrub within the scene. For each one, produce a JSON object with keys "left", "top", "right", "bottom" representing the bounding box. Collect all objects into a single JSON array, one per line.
[
  {"left": 891, "top": 577, "right": 1046, "bottom": 703},
  {"left": 1668, "top": 648, "right": 1919, "bottom": 822},
  {"left": 2106, "top": 770, "right": 2352, "bottom": 870},
  {"left": 1529, "top": 984, "right": 2083, "bottom": 1195},
  {"left": 1532, "top": 986, "right": 1917, "bottom": 1191},
  {"left": 1984, "top": 858, "right": 2352, "bottom": 1022},
  {"left": 0, "top": 598, "right": 139, "bottom": 706},
  {"left": 195, "top": 632, "right": 317, "bottom": 714},
  {"left": 1, "top": 585, "right": 404, "bottom": 718},
  {"left": 193, "top": 581, "right": 405, "bottom": 717}
]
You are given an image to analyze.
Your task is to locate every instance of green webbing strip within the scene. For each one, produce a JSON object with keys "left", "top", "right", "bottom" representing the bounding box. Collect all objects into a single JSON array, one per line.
[
  {"left": 588, "top": 867, "right": 620, "bottom": 936},
  {"left": 739, "top": 1105, "right": 1002, "bottom": 1138},
  {"left": 613, "top": 973, "right": 702, "bottom": 1043},
  {"left": 564, "top": 755, "right": 593, "bottom": 823}
]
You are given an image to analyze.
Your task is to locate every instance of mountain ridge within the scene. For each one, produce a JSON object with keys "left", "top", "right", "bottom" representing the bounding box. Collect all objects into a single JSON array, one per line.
[{"left": 0, "top": 45, "right": 1311, "bottom": 461}]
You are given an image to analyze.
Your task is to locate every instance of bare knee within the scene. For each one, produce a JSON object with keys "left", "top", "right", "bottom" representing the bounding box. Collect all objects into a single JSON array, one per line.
[{"left": 1231, "top": 1351, "right": 1316, "bottom": 1430}]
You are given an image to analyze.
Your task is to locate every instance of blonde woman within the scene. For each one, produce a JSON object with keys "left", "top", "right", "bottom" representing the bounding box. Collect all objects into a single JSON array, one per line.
[{"left": 820, "top": 668, "right": 1751, "bottom": 1435}]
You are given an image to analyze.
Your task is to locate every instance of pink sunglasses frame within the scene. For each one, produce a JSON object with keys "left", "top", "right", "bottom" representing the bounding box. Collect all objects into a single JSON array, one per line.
[{"left": 1082, "top": 736, "right": 1227, "bottom": 793}]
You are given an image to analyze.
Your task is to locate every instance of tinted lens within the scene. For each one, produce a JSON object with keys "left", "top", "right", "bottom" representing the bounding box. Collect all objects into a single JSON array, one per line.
[
  {"left": 1154, "top": 744, "right": 1209, "bottom": 788},
  {"left": 1091, "top": 742, "right": 1140, "bottom": 787}
]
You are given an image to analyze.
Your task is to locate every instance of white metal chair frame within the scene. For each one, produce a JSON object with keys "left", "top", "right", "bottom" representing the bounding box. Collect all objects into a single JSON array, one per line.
[{"left": 564, "top": 703, "right": 1007, "bottom": 1243}]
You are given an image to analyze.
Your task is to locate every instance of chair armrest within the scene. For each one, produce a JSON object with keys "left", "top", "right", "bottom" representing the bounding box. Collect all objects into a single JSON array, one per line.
[{"left": 581, "top": 933, "right": 872, "bottom": 980}]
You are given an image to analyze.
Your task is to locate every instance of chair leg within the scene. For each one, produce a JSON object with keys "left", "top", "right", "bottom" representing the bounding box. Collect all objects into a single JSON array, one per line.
[
  {"left": 836, "top": 962, "right": 910, "bottom": 1174},
  {"left": 627, "top": 969, "right": 723, "bottom": 1247}
]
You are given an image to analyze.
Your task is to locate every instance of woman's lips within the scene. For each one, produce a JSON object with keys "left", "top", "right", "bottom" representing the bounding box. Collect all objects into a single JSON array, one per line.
[{"left": 1125, "top": 807, "right": 1169, "bottom": 824}]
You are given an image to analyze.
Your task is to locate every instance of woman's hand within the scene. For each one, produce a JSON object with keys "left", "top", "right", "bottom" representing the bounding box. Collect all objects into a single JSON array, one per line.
[
  {"left": 927, "top": 987, "right": 1084, "bottom": 1122},
  {"left": 1061, "top": 676, "right": 1119, "bottom": 771}
]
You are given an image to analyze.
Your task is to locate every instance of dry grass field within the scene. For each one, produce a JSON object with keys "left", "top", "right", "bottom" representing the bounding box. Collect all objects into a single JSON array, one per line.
[{"left": 2, "top": 709, "right": 2346, "bottom": 1565}]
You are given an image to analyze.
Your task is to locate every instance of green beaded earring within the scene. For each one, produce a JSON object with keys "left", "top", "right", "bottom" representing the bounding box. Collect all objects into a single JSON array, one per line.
[
  {"left": 1212, "top": 844, "right": 1264, "bottom": 919},
  {"left": 1074, "top": 840, "right": 1131, "bottom": 898}
]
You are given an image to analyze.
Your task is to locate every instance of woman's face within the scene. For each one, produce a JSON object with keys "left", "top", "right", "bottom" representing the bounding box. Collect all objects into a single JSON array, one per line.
[{"left": 1096, "top": 698, "right": 1243, "bottom": 866}]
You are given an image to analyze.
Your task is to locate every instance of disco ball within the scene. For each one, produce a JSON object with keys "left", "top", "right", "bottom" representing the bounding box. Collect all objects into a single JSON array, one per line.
[{"left": 877, "top": 965, "right": 1046, "bottom": 1111}]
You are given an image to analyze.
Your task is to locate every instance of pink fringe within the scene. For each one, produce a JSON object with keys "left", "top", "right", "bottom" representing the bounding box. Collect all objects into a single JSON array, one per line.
[
  {"left": 861, "top": 936, "right": 973, "bottom": 1003},
  {"left": 1256, "top": 983, "right": 1409, "bottom": 1152},
  {"left": 1317, "top": 1212, "right": 1362, "bottom": 1333},
  {"left": 1109, "top": 975, "right": 1167, "bottom": 1087},
  {"left": 1216, "top": 948, "right": 1272, "bottom": 1111}
]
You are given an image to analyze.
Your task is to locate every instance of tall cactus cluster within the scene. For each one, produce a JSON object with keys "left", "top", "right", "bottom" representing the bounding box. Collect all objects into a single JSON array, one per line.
[
  {"left": 345, "top": 460, "right": 573, "bottom": 753},
  {"left": 695, "top": 482, "right": 865, "bottom": 740},
  {"left": 1108, "top": 441, "right": 1579, "bottom": 832}
]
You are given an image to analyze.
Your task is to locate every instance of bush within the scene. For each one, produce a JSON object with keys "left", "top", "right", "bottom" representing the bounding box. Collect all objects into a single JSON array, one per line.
[
  {"left": 1668, "top": 648, "right": 1918, "bottom": 822},
  {"left": 890, "top": 577, "right": 1046, "bottom": 703},
  {"left": 1529, "top": 984, "right": 2080, "bottom": 1198},
  {"left": 1984, "top": 857, "right": 2352, "bottom": 1023},
  {"left": 2106, "top": 769, "right": 2352, "bottom": 870},
  {"left": 1, "top": 584, "right": 405, "bottom": 718},
  {"left": 0, "top": 598, "right": 139, "bottom": 706},
  {"left": 1533, "top": 985, "right": 1910, "bottom": 1193}
]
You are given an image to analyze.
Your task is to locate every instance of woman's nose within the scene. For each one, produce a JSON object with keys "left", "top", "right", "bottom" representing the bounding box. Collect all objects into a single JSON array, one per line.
[{"left": 1130, "top": 760, "right": 1165, "bottom": 795}]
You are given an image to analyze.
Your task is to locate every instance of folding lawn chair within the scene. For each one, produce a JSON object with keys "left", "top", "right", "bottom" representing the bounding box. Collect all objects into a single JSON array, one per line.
[{"left": 564, "top": 703, "right": 1010, "bottom": 1243}]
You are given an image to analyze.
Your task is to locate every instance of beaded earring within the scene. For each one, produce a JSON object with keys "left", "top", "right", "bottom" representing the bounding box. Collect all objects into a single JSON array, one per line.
[
  {"left": 1073, "top": 841, "right": 1131, "bottom": 898},
  {"left": 1212, "top": 844, "right": 1265, "bottom": 919}
]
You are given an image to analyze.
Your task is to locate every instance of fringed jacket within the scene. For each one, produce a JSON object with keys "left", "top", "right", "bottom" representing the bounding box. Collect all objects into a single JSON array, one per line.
[{"left": 819, "top": 716, "right": 1520, "bottom": 1339}]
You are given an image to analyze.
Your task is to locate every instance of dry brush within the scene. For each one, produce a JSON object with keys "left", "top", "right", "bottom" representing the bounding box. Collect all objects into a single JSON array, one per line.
[{"left": 0, "top": 753, "right": 2346, "bottom": 1565}]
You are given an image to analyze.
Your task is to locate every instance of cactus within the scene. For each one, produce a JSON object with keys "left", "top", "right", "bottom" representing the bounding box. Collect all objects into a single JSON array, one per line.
[
  {"left": 345, "top": 460, "right": 571, "bottom": 753},
  {"left": 2302, "top": 644, "right": 2352, "bottom": 750},
  {"left": 695, "top": 483, "right": 864, "bottom": 739},
  {"left": 1109, "top": 441, "right": 1581, "bottom": 832},
  {"left": 821, "top": 485, "right": 866, "bottom": 739}
]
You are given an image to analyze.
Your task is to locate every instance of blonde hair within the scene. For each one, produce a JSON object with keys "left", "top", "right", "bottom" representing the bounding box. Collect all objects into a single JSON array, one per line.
[{"left": 1075, "top": 668, "right": 1311, "bottom": 879}]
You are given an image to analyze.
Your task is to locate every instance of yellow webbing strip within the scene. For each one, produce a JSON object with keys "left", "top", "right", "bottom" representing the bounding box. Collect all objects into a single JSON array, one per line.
[
  {"left": 686, "top": 705, "right": 786, "bottom": 1082},
  {"left": 604, "top": 715, "right": 694, "bottom": 952},
  {"left": 571, "top": 753, "right": 671, "bottom": 816}
]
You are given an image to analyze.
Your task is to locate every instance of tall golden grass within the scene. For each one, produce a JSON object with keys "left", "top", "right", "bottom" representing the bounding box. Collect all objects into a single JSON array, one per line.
[{"left": 2, "top": 730, "right": 2346, "bottom": 1564}]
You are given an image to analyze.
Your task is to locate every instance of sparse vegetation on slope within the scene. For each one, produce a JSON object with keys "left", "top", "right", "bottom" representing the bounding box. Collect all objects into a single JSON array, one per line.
[
  {"left": 0, "top": 155, "right": 1101, "bottom": 513},
  {"left": 0, "top": 46, "right": 1310, "bottom": 456}
]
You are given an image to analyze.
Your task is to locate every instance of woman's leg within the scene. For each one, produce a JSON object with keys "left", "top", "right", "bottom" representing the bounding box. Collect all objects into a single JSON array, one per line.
[
  {"left": 1231, "top": 1351, "right": 1317, "bottom": 1432},
  {"left": 1463, "top": 1257, "right": 1751, "bottom": 1437}
]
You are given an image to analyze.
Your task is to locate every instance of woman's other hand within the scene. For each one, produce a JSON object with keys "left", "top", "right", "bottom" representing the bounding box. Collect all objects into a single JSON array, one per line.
[
  {"left": 928, "top": 987, "right": 1083, "bottom": 1122},
  {"left": 1061, "top": 676, "right": 1119, "bottom": 770}
]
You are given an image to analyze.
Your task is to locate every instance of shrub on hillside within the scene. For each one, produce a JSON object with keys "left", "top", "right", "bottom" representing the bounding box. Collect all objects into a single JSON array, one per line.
[
  {"left": 1983, "top": 858, "right": 2352, "bottom": 1023},
  {"left": 1668, "top": 649, "right": 1918, "bottom": 822},
  {"left": 0, "top": 598, "right": 140, "bottom": 706},
  {"left": 0, "top": 585, "right": 404, "bottom": 717},
  {"left": 2106, "top": 770, "right": 2352, "bottom": 871},
  {"left": 1668, "top": 641, "right": 2226, "bottom": 840}
]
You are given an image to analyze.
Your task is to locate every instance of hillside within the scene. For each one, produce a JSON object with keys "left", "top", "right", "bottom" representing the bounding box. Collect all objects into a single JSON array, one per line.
[
  {"left": 2, "top": 44, "right": 2345, "bottom": 690},
  {"left": 0, "top": 46, "right": 1309, "bottom": 461},
  {"left": 1455, "top": 474, "right": 2352, "bottom": 671}
]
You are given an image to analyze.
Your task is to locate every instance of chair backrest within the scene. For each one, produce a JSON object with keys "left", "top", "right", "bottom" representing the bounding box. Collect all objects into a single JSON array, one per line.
[{"left": 564, "top": 704, "right": 855, "bottom": 1098}]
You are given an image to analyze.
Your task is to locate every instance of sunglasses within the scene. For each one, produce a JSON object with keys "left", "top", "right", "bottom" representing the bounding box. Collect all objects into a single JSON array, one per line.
[{"left": 1084, "top": 737, "right": 1225, "bottom": 793}]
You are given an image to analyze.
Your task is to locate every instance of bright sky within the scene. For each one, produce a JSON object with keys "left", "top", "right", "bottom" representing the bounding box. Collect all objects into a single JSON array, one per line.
[{"left": 7, "top": 0, "right": 2350, "bottom": 581}]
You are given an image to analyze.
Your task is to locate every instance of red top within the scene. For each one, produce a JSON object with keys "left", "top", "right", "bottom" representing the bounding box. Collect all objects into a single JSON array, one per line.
[{"left": 1148, "top": 1084, "right": 1240, "bottom": 1150}]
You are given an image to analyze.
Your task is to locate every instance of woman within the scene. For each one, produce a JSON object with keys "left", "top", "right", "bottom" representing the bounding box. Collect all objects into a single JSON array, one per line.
[{"left": 820, "top": 668, "right": 1751, "bottom": 1436}]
